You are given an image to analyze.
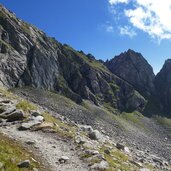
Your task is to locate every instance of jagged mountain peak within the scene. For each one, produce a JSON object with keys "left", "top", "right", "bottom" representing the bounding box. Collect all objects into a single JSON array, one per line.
[{"left": 105, "top": 49, "right": 155, "bottom": 97}]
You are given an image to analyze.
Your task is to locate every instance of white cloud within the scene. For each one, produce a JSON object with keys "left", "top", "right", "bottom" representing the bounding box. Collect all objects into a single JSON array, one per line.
[
  {"left": 106, "top": 26, "right": 114, "bottom": 32},
  {"left": 109, "top": 0, "right": 128, "bottom": 5},
  {"left": 119, "top": 26, "right": 137, "bottom": 38},
  {"left": 108, "top": 0, "right": 171, "bottom": 41}
]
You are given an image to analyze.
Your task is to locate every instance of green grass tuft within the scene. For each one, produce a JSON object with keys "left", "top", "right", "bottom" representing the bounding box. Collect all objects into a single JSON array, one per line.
[
  {"left": 154, "top": 116, "right": 171, "bottom": 128},
  {"left": 16, "top": 100, "right": 37, "bottom": 113}
]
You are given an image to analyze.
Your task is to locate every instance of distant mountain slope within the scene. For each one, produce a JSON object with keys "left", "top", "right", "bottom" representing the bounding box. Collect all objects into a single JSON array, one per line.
[
  {"left": 155, "top": 59, "right": 171, "bottom": 116},
  {"left": 0, "top": 4, "right": 146, "bottom": 112}
]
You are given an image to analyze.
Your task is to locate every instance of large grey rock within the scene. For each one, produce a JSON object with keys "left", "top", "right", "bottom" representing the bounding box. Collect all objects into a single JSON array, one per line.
[
  {"left": 6, "top": 110, "right": 25, "bottom": 122},
  {"left": 0, "top": 106, "right": 25, "bottom": 122},
  {"left": 18, "top": 115, "right": 44, "bottom": 130},
  {"left": 88, "top": 129, "right": 103, "bottom": 141}
]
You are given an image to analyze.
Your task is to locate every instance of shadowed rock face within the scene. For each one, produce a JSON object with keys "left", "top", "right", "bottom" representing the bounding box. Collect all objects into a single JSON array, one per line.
[
  {"left": 155, "top": 59, "right": 171, "bottom": 116},
  {"left": 105, "top": 49, "right": 155, "bottom": 98},
  {"left": 0, "top": 5, "right": 146, "bottom": 112}
]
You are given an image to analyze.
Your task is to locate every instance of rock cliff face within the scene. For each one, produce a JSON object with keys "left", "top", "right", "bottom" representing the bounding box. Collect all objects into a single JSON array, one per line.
[
  {"left": 2, "top": 4, "right": 171, "bottom": 116},
  {"left": 155, "top": 59, "right": 171, "bottom": 116},
  {"left": 0, "top": 5, "right": 146, "bottom": 112},
  {"left": 105, "top": 49, "right": 155, "bottom": 98}
]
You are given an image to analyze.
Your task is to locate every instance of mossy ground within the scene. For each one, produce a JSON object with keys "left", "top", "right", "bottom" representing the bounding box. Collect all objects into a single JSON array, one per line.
[
  {"left": 0, "top": 133, "right": 45, "bottom": 171},
  {"left": 16, "top": 100, "right": 37, "bottom": 113}
]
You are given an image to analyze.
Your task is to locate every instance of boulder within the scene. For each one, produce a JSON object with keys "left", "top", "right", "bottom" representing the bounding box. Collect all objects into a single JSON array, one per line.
[
  {"left": 116, "top": 143, "right": 130, "bottom": 153},
  {"left": 34, "top": 122, "right": 54, "bottom": 131},
  {"left": 0, "top": 108, "right": 25, "bottom": 122},
  {"left": 0, "top": 105, "right": 16, "bottom": 115},
  {"left": 18, "top": 122, "right": 37, "bottom": 130},
  {"left": 88, "top": 129, "right": 103, "bottom": 141},
  {"left": 18, "top": 115, "right": 44, "bottom": 130}
]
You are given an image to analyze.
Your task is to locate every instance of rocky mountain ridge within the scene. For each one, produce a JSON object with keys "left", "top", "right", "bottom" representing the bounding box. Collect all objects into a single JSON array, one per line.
[
  {"left": 0, "top": 4, "right": 170, "bottom": 116},
  {"left": 0, "top": 4, "right": 146, "bottom": 113}
]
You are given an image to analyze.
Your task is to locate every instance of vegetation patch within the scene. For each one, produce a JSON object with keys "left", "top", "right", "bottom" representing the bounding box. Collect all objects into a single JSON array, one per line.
[
  {"left": 0, "top": 87, "right": 18, "bottom": 100},
  {"left": 99, "top": 146, "right": 136, "bottom": 171},
  {"left": 42, "top": 111, "right": 76, "bottom": 139},
  {"left": 154, "top": 116, "right": 171, "bottom": 128},
  {"left": 0, "top": 133, "right": 44, "bottom": 171},
  {"left": 16, "top": 100, "right": 37, "bottom": 113},
  {"left": 120, "top": 111, "right": 144, "bottom": 125}
]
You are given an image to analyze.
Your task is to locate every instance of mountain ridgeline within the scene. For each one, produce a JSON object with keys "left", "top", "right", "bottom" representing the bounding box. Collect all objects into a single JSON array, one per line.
[{"left": 0, "top": 5, "right": 170, "bottom": 117}]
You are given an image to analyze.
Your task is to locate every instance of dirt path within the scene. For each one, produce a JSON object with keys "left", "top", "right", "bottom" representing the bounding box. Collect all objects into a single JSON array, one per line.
[{"left": 0, "top": 125, "right": 89, "bottom": 171}]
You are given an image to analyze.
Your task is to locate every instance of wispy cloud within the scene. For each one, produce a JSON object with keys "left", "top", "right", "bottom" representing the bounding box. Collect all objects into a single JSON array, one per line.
[
  {"left": 108, "top": 0, "right": 171, "bottom": 41},
  {"left": 109, "top": 0, "right": 129, "bottom": 5},
  {"left": 119, "top": 26, "right": 136, "bottom": 38},
  {"left": 106, "top": 26, "right": 114, "bottom": 33}
]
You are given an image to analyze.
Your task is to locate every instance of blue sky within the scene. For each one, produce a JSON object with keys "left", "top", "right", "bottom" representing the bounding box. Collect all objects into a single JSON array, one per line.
[{"left": 1, "top": 0, "right": 171, "bottom": 74}]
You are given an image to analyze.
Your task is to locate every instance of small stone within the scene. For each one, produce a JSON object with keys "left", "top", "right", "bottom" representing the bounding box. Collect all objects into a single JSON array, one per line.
[
  {"left": 78, "top": 125, "right": 93, "bottom": 133},
  {"left": 129, "top": 160, "right": 143, "bottom": 167},
  {"left": 17, "top": 160, "right": 30, "bottom": 168},
  {"left": 75, "top": 135, "right": 86, "bottom": 144},
  {"left": 26, "top": 141, "right": 35, "bottom": 145},
  {"left": 116, "top": 143, "right": 125, "bottom": 150},
  {"left": 31, "top": 110, "right": 41, "bottom": 117},
  {"left": 31, "top": 115, "right": 44, "bottom": 123},
  {"left": 124, "top": 147, "right": 130, "bottom": 153},
  {"left": 33, "top": 168, "right": 38, "bottom": 171},
  {"left": 116, "top": 143, "right": 130, "bottom": 153},
  {"left": 85, "top": 150, "right": 99, "bottom": 155},
  {"left": 140, "top": 168, "right": 150, "bottom": 171},
  {"left": 104, "top": 149, "right": 110, "bottom": 155},
  {"left": 59, "top": 156, "right": 69, "bottom": 163},
  {"left": 90, "top": 160, "right": 109, "bottom": 170},
  {"left": 0, "top": 162, "right": 4, "bottom": 169}
]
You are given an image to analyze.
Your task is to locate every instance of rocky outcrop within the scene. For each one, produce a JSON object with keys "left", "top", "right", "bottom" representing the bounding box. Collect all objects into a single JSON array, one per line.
[
  {"left": 0, "top": 5, "right": 146, "bottom": 112},
  {"left": 155, "top": 59, "right": 171, "bottom": 116},
  {"left": 105, "top": 49, "right": 155, "bottom": 98}
]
